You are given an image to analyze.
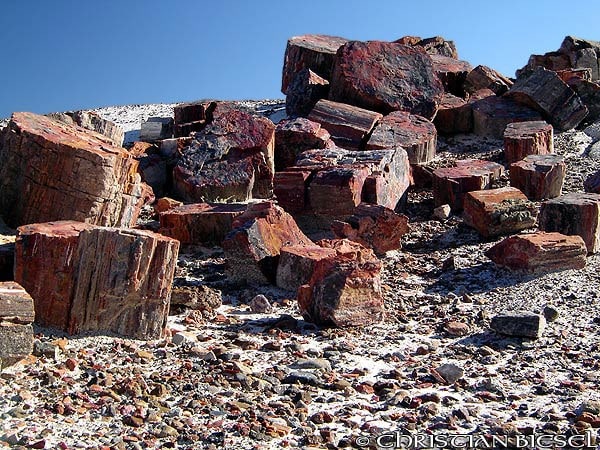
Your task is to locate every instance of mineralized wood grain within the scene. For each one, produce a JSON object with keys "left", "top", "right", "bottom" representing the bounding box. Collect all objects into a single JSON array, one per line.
[
  {"left": 308, "top": 99, "right": 382, "bottom": 150},
  {"left": 503, "top": 121, "right": 554, "bottom": 164},
  {"left": 509, "top": 154, "right": 566, "bottom": 201},
  {"left": 0, "top": 112, "right": 146, "bottom": 229}
]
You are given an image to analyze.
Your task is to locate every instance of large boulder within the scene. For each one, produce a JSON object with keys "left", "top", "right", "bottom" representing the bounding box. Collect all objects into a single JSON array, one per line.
[
  {"left": 275, "top": 117, "right": 332, "bottom": 170},
  {"left": 0, "top": 112, "right": 148, "bottom": 229},
  {"left": 329, "top": 41, "right": 444, "bottom": 118},
  {"left": 285, "top": 68, "right": 330, "bottom": 117}
]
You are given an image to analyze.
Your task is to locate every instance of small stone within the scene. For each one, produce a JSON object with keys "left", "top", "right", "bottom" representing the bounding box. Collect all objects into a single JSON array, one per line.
[
  {"left": 33, "top": 341, "right": 59, "bottom": 360},
  {"left": 124, "top": 415, "right": 144, "bottom": 428},
  {"left": 490, "top": 311, "right": 546, "bottom": 338},
  {"left": 433, "top": 363, "right": 464, "bottom": 384},
  {"left": 433, "top": 204, "right": 452, "bottom": 221},
  {"left": 543, "top": 305, "right": 560, "bottom": 322},
  {"left": 65, "top": 358, "right": 78, "bottom": 371},
  {"left": 282, "top": 371, "right": 321, "bottom": 387},
  {"left": 290, "top": 358, "right": 332, "bottom": 372},
  {"left": 156, "top": 424, "right": 179, "bottom": 438},
  {"left": 172, "top": 331, "right": 198, "bottom": 346},
  {"left": 249, "top": 295, "right": 272, "bottom": 314},
  {"left": 444, "top": 321, "right": 470, "bottom": 337}
]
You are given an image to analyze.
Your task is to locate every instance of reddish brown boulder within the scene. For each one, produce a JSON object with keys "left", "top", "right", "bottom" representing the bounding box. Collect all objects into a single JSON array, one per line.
[
  {"left": 430, "top": 54, "right": 472, "bottom": 97},
  {"left": 503, "top": 121, "right": 554, "bottom": 164},
  {"left": 297, "top": 239, "right": 384, "bottom": 327},
  {"left": 159, "top": 202, "right": 247, "bottom": 245},
  {"left": 222, "top": 201, "right": 313, "bottom": 285},
  {"left": 567, "top": 78, "right": 600, "bottom": 124},
  {"left": 0, "top": 282, "right": 34, "bottom": 369},
  {"left": 510, "top": 154, "right": 566, "bottom": 201},
  {"left": 285, "top": 68, "right": 330, "bottom": 117},
  {"left": 281, "top": 34, "right": 349, "bottom": 94},
  {"left": 275, "top": 118, "right": 332, "bottom": 170},
  {"left": 366, "top": 111, "right": 437, "bottom": 164},
  {"left": 485, "top": 232, "right": 587, "bottom": 274},
  {"left": 517, "top": 52, "right": 571, "bottom": 76},
  {"left": 307, "top": 99, "right": 382, "bottom": 150},
  {"left": 276, "top": 244, "right": 336, "bottom": 292},
  {"left": 15, "top": 221, "right": 179, "bottom": 339},
  {"left": 505, "top": 67, "right": 588, "bottom": 131},
  {"left": 471, "top": 96, "right": 542, "bottom": 139},
  {"left": 0, "top": 112, "right": 147, "bottom": 229},
  {"left": 173, "top": 105, "right": 275, "bottom": 202},
  {"left": 557, "top": 68, "right": 592, "bottom": 82},
  {"left": 174, "top": 100, "right": 211, "bottom": 130},
  {"left": 309, "top": 166, "right": 372, "bottom": 217},
  {"left": 329, "top": 41, "right": 444, "bottom": 118},
  {"left": 433, "top": 94, "right": 473, "bottom": 135},
  {"left": 558, "top": 36, "right": 600, "bottom": 80},
  {"left": 464, "top": 65, "right": 513, "bottom": 95},
  {"left": 463, "top": 187, "right": 537, "bottom": 237},
  {"left": 331, "top": 204, "right": 410, "bottom": 254},
  {"left": 432, "top": 160, "right": 505, "bottom": 211},
  {"left": 584, "top": 170, "right": 600, "bottom": 193},
  {"left": 539, "top": 192, "right": 600, "bottom": 254},
  {"left": 154, "top": 197, "right": 183, "bottom": 215}
]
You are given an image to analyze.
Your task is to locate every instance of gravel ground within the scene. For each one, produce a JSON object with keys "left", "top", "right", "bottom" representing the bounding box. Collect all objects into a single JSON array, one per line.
[{"left": 2, "top": 103, "right": 600, "bottom": 449}]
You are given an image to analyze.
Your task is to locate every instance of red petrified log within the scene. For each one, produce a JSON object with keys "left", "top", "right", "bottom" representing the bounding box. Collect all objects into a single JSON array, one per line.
[
  {"left": 464, "top": 65, "right": 513, "bottom": 95},
  {"left": 15, "top": 221, "right": 179, "bottom": 339},
  {"left": 275, "top": 118, "right": 332, "bottom": 170},
  {"left": 159, "top": 203, "right": 247, "bottom": 245},
  {"left": 281, "top": 34, "right": 349, "bottom": 94},
  {"left": 222, "top": 201, "right": 313, "bottom": 285},
  {"left": 430, "top": 54, "right": 473, "bottom": 97},
  {"left": 432, "top": 160, "right": 505, "bottom": 211},
  {"left": 297, "top": 239, "right": 384, "bottom": 327},
  {"left": 505, "top": 67, "right": 588, "bottom": 131},
  {"left": 503, "top": 121, "right": 554, "bottom": 164},
  {"left": 395, "top": 35, "right": 459, "bottom": 59},
  {"left": 462, "top": 187, "right": 537, "bottom": 238},
  {"left": 307, "top": 99, "right": 382, "bottom": 150},
  {"left": 329, "top": 41, "right": 444, "bottom": 118},
  {"left": 509, "top": 154, "right": 566, "bottom": 201},
  {"left": 485, "top": 232, "right": 587, "bottom": 274},
  {"left": 276, "top": 244, "right": 337, "bottom": 292},
  {"left": 366, "top": 111, "right": 437, "bottom": 164},
  {"left": 273, "top": 170, "right": 314, "bottom": 214},
  {"left": 0, "top": 112, "right": 147, "bottom": 229},
  {"left": 539, "top": 192, "right": 600, "bottom": 254},
  {"left": 331, "top": 204, "right": 410, "bottom": 254}
]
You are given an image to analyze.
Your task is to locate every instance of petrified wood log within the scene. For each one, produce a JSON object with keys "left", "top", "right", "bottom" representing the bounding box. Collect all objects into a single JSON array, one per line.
[
  {"left": 281, "top": 34, "right": 349, "bottom": 94},
  {"left": 366, "top": 111, "right": 437, "bottom": 164},
  {"left": 159, "top": 202, "right": 247, "bottom": 245},
  {"left": 0, "top": 112, "right": 147, "bottom": 229},
  {"left": 15, "top": 221, "right": 179, "bottom": 339},
  {"left": 307, "top": 99, "right": 382, "bottom": 150},
  {"left": 485, "top": 232, "right": 587, "bottom": 274},
  {"left": 509, "top": 154, "right": 566, "bottom": 201},
  {"left": 285, "top": 68, "right": 330, "bottom": 117},
  {"left": 329, "top": 41, "right": 444, "bottom": 118},
  {"left": 430, "top": 54, "right": 472, "bottom": 97},
  {"left": 463, "top": 187, "right": 537, "bottom": 238},
  {"left": 471, "top": 96, "right": 542, "bottom": 139},
  {"left": 0, "top": 282, "right": 34, "bottom": 369},
  {"left": 505, "top": 67, "right": 588, "bottom": 131},
  {"left": 433, "top": 94, "right": 473, "bottom": 135},
  {"left": 275, "top": 117, "right": 332, "bottom": 170},
  {"left": 464, "top": 65, "right": 513, "bottom": 95},
  {"left": 503, "top": 121, "right": 554, "bottom": 164},
  {"left": 432, "top": 160, "right": 505, "bottom": 211},
  {"left": 539, "top": 192, "right": 600, "bottom": 254},
  {"left": 276, "top": 244, "right": 336, "bottom": 292}
]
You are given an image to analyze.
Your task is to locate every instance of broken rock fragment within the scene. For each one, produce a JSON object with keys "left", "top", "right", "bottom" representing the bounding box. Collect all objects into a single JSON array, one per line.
[
  {"left": 285, "top": 68, "right": 330, "bottom": 117},
  {"left": 485, "top": 232, "right": 587, "bottom": 274},
  {"left": 509, "top": 154, "right": 566, "bottom": 201},
  {"left": 329, "top": 41, "right": 444, "bottom": 118},
  {"left": 433, "top": 94, "right": 473, "bottom": 135},
  {"left": 471, "top": 95, "right": 542, "bottom": 139},
  {"left": 331, "top": 204, "right": 409, "bottom": 254},
  {"left": 463, "top": 187, "right": 537, "bottom": 238},
  {"left": 503, "top": 121, "right": 554, "bottom": 164},
  {"left": 274, "top": 117, "right": 332, "bottom": 170},
  {"left": 430, "top": 54, "right": 472, "bottom": 97},
  {"left": 0, "top": 112, "right": 147, "bottom": 228},
  {"left": 539, "top": 192, "right": 600, "bottom": 254},
  {"left": 276, "top": 244, "right": 337, "bottom": 292},
  {"left": 222, "top": 201, "right": 312, "bottom": 285},
  {"left": 464, "top": 65, "right": 513, "bottom": 96},
  {"left": 491, "top": 311, "right": 546, "bottom": 338},
  {"left": 297, "top": 239, "right": 384, "bottom": 327},
  {"left": 0, "top": 282, "right": 34, "bottom": 369}
]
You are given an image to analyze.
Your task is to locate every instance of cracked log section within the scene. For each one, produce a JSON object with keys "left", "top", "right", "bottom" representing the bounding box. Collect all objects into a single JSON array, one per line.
[
  {"left": 15, "top": 221, "right": 180, "bottom": 339},
  {"left": 0, "top": 112, "right": 147, "bottom": 229}
]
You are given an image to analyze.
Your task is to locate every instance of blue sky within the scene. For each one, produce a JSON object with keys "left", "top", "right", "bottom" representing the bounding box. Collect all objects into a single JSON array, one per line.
[{"left": 1, "top": 0, "right": 599, "bottom": 118}]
